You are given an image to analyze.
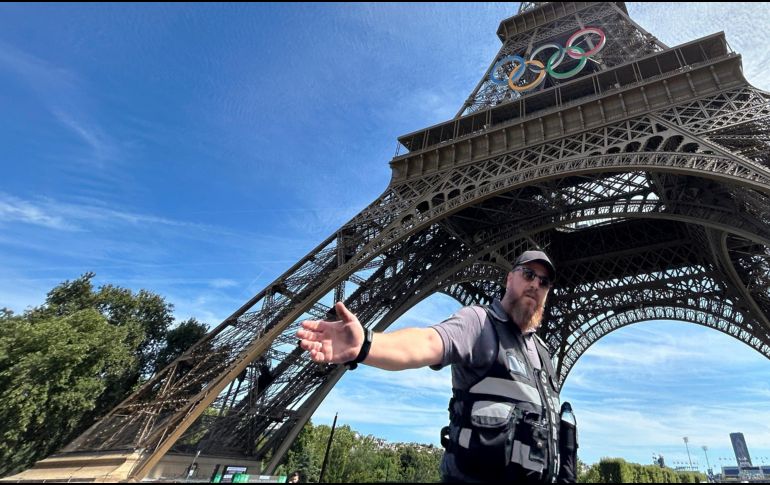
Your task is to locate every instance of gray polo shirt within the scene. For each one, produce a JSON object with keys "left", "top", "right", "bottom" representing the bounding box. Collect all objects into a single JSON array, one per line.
[{"left": 430, "top": 299, "right": 541, "bottom": 391}]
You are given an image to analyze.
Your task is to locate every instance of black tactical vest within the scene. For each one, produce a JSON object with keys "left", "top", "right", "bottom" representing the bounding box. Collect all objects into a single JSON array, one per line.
[{"left": 445, "top": 306, "right": 561, "bottom": 482}]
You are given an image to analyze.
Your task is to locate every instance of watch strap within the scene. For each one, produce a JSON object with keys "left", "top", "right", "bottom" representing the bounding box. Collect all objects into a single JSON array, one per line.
[{"left": 345, "top": 327, "right": 373, "bottom": 370}]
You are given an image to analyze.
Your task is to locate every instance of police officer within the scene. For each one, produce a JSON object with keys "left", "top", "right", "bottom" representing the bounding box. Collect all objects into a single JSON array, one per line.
[{"left": 297, "top": 250, "right": 573, "bottom": 483}]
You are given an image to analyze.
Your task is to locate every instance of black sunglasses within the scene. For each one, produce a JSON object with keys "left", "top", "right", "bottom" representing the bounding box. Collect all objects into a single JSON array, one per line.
[{"left": 513, "top": 266, "right": 553, "bottom": 289}]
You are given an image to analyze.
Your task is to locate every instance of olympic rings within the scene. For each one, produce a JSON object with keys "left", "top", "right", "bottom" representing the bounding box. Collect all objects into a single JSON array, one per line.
[
  {"left": 566, "top": 27, "right": 606, "bottom": 58},
  {"left": 509, "top": 60, "right": 545, "bottom": 92},
  {"left": 489, "top": 27, "right": 606, "bottom": 92},
  {"left": 547, "top": 46, "right": 585, "bottom": 80},
  {"left": 490, "top": 55, "right": 525, "bottom": 86}
]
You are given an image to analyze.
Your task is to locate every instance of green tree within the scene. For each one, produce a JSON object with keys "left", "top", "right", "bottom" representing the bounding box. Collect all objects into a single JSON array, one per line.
[
  {"left": 283, "top": 421, "right": 319, "bottom": 483},
  {"left": 0, "top": 274, "right": 201, "bottom": 477},
  {"left": 278, "top": 421, "right": 442, "bottom": 483},
  {"left": 377, "top": 449, "right": 401, "bottom": 483},
  {"left": 0, "top": 308, "right": 134, "bottom": 477},
  {"left": 343, "top": 434, "right": 387, "bottom": 483},
  {"left": 323, "top": 425, "right": 356, "bottom": 483},
  {"left": 585, "top": 458, "right": 708, "bottom": 483},
  {"left": 578, "top": 462, "right": 602, "bottom": 483},
  {"left": 396, "top": 444, "right": 442, "bottom": 483},
  {"left": 29, "top": 273, "right": 174, "bottom": 370},
  {"left": 153, "top": 318, "right": 209, "bottom": 373},
  {"left": 25, "top": 273, "right": 175, "bottom": 416}
]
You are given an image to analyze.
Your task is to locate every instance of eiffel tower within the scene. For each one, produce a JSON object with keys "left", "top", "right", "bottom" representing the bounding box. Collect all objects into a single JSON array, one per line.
[{"left": 13, "top": 2, "right": 770, "bottom": 481}]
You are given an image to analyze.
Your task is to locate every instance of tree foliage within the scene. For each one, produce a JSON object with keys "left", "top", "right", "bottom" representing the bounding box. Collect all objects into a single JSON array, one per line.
[
  {"left": 154, "top": 318, "right": 209, "bottom": 373},
  {"left": 0, "top": 308, "right": 134, "bottom": 476},
  {"left": 0, "top": 274, "right": 208, "bottom": 477},
  {"left": 278, "top": 421, "right": 442, "bottom": 483},
  {"left": 31, "top": 272, "right": 174, "bottom": 376},
  {"left": 579, "top": 458, "right": 708, "bottom": 483}
]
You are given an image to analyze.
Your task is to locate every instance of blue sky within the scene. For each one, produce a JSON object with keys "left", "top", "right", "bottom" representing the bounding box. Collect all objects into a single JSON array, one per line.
[{"left": 2, "top": 2, "right": 769, "bottom": 470}]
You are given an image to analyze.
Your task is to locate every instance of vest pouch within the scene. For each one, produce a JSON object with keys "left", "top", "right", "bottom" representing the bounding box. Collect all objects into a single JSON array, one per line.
[
  {"left": 454, "top": 401, "right": 519, "bottom": 479},
  {"left": 508, "top": 413, "right": 549, "bottom": 476}
]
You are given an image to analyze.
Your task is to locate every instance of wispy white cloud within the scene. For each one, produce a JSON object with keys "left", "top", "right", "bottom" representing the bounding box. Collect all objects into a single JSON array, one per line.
[
  {"left": 53, "top": 110, "right": 119, "bottom": 168},
  {"left": 283, "top": 206, "right": 363, "bottom": 240},
  {"left": 628, "top": 3, "right": 770, "bottom": 90},
  {"left": 572, "top": 322, "right": 765, "bottom": 373},
  {"left": 168, "top": 292, "right": 229, "bottom": 327},
  {"left": 360, "top": 366, "right": 452, "bottom": 399},
  {"left": 0, "top": 40, "right": 128, "bottom": 188},
  {"left": 571, "top": 399, "right": 770, "bottom": 464},
  {"left": 0, "top": 193, "right": 72, "bottom": 230},
  {"left": 383, "top": 87, "right": 464, "bottom": 132},
  {"left": 0, "top": 40, "right": 78, "bottom": 94},
  {"left": 209, "top": 278, "right": 238, "bottom": 289},
  {"left": 0, "top": 270, "right": 61, "bottom": 314},
  {"left": 315, "top": 382, "right": 448, "bottom": 427},
  {"left": 737, "top": 385, "right": 770, "bottom": 399},
  {"left": 559, "top": 320, "right": 770, "bottom": 464},
  {"left": 386, "top": 293, "right": 463, "bottom": 330},
  {"left": 312, "top": 368, "right": 450, "bottom": 446},
  {"left": 0, "top": 192, "right": 216, "bottom": 232}
]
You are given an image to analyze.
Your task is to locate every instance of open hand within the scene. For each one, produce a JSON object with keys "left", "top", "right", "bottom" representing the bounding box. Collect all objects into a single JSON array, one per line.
[{"left": 297, "top": 302, "right": 363, "bottom": 364}]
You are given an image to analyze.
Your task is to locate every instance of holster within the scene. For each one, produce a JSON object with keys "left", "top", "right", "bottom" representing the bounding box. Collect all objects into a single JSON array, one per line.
[{"left": 556, "top": 418, "right": 578, "bottom": 483}]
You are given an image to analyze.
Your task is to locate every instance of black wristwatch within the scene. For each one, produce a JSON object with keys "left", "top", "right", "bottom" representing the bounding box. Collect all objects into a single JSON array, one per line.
[{"left": 345, "top": 327, "right": 373, "bottom": 370}]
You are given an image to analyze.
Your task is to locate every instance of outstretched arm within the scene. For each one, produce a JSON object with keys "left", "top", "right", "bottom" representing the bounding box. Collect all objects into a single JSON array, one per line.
[{"left": 296, "top": 301, "right": 444, "bottom": 371}]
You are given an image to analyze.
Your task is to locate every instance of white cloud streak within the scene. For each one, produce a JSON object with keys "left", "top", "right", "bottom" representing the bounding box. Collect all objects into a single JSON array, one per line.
[
  {"left": 312, "top": 367, "right": 451, "bottom": 446},
  {"left": 209, "top": 278, "right": 238, "bottom": 289},
  {"left": 53, "top": 110, "right": 119, "bottom": 168},
  {"left": 0, "top": 39, "right": 127, "bottom": 189},
  {"left": 0, "top": 194, "right": 72, "bottom": 230},
  {"left": 0, "top": 192, "right": 214, "bottom": 232}
]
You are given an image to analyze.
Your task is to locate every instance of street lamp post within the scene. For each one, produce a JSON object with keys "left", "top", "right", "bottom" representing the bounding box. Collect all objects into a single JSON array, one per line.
[
  {"left": 683, "top": 437, "right": 694, "bottom": 471},
  {"left": 702, "top": 445, "right": 711, "bottom": 474}
]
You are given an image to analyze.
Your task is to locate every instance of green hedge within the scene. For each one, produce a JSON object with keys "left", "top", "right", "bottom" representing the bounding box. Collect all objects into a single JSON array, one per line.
[{"left": 583, "top": 458, "right": 707, "bottom": 483}]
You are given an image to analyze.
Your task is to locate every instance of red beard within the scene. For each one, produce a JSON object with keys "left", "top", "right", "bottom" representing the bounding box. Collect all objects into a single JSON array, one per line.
[{"left": 512, "top": 293, "right": 545, "bottom": 332}]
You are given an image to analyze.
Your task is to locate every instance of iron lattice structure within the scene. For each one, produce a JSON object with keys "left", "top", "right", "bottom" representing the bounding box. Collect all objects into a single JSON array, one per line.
[{"left": 60, "top": 2, "right": 770, "bottom": 480}]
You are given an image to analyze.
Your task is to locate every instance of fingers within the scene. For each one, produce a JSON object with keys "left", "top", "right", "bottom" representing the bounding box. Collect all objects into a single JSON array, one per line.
[
  {"left": 297, "top": 324, "right": 328, "bottom": 363},
  {"left": 309, "top": 348, "right": 325, "bottom": 362},
  {"left": 298, "top": 338, "right": 322, "bottom": 352},
  {"left": 297, "top": 320, "right": 327, "bottom": 341},
  {"left": 299, "top": 339, "right": 326, "bottom": 363},
  {"left": 298, "top": 334, "right": 323, "bottom": 354},
  {"left": 296, "top": 328, "right": 319, "bottom": 341},
  {"left": 297, "top": 317, "right": 342, "bottom": 364},
  {"left": 335, "top": 301, "right": 357, "bottom": 323},
  {"left": 300, "top": 319, "right": 323, "bottom": 331}
]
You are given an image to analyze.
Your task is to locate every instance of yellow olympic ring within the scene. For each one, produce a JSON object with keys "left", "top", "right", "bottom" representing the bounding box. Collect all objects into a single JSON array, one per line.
[{"left": 508, "top": 60, "right": 546, "bottom": 92}]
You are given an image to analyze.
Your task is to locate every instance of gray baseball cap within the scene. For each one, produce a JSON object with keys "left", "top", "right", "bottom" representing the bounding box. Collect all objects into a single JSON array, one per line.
[{"left": 513, "top": 250, "right": 556, "bottom": 279}]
